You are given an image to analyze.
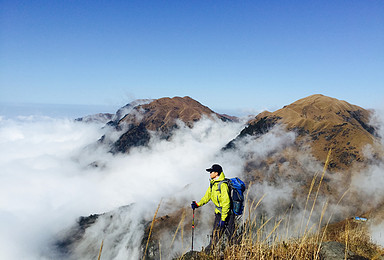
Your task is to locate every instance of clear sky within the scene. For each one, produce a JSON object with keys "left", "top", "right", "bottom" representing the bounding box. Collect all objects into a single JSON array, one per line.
[{"left": 1, "top": 0, "right": 383, "bottom": 117}]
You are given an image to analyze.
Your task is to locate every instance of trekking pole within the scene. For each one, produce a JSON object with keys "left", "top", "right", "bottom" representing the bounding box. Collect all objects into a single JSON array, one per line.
[{"left": 191, "top": 208, "right": 195, "bottom": 251}]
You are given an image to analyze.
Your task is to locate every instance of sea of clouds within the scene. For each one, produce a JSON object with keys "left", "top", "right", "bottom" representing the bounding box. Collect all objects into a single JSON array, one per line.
[
  {"left": 0, "top": 114, "right": 247, "bottom": 259},
  {"left": 1, "top": 107, "right": 384, "bottom": 259}
]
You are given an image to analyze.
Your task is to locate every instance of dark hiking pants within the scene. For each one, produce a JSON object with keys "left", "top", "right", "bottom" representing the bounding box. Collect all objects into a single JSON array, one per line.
[{"left": 209, "top": 212, "right": 235, "bottom": 249}]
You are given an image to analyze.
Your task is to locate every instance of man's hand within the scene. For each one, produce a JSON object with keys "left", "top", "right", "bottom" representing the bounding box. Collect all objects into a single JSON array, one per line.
[
  {"left": 191, "top": 201, "right": 199, "bottom": 210},
  {"left": 218, "top": 220, "right": 226, "bottom": 228}
]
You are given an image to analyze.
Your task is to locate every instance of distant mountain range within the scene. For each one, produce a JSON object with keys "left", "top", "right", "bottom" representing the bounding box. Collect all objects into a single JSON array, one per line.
[
  {"left": 76, "top": 94, "right": 383, "bottom": 208},
  {"left": 78, "top": 94, "right": 381, "bottom": 172},
  {"left": 68, "top": 94, "right": 383, "bottom": 259}
]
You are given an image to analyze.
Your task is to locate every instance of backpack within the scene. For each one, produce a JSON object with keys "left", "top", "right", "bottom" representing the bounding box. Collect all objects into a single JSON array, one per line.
[{"left": 217, "top": 177, "right": 246, "bottom": 215}]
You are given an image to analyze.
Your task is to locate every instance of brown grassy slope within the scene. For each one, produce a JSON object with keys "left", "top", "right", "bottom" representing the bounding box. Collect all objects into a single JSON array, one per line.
[
  {"left": 245, "top": 94, "right": 380, "bottom": 171},
  {"left": 112, "top": 96, "right": 235, "bottom": 153},
  {"left": 119, "top": 96, "right": 232, "bottom": 132},
  {"left": 323, "top": 217, "right": 384, "bottom": 259}
]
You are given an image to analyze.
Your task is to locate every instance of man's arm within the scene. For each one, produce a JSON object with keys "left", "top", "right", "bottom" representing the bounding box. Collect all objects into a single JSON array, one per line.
[{"left": 197, "top": 186, "right": 212, "bottom": 207}]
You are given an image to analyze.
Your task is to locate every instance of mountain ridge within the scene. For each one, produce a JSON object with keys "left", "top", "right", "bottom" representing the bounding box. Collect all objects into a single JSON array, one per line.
[{"left": 228, "top": 94, "right": 380, "bottom": 171}]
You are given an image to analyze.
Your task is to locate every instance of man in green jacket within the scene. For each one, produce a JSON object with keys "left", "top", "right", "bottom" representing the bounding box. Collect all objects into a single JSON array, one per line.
[{"left": 191, "top": 164, "right": 235, "bottom": 248}]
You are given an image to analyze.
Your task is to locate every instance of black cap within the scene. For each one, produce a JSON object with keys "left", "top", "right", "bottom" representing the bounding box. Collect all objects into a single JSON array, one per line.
[{"left": 206, "top": 164, "right": 223, "bottom": 173}]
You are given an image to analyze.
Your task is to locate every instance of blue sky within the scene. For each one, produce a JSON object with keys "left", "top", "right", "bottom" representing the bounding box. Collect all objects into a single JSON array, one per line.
[{"left": 1, "top": 0, "right": 383, "bottom": 117}]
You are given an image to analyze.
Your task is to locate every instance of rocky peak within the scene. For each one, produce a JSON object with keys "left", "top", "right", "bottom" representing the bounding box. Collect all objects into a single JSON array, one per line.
[
  {"left": 106, "top": 96, "right": 236, "bottom": 153},
  {"left": 75, "top": 113, "right": 114, "bottom": 124},
  {"left": 118, "top": 96, "right": 226, "bottom": 131},
  {"left": 109, "top": 99, "right": 153, "bottom": 126}
]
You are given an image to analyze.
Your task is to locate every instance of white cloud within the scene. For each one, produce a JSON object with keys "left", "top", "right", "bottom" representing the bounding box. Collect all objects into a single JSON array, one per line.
[
  {"left": 0, "top": 116, "right": 244, "bottom": 259},
  {"left": 2, "top": 108, "right": 384, "bottom": 259}
]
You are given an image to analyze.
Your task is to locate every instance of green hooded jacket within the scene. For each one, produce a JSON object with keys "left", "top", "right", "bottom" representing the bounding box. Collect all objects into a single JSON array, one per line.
[{"left": 198, "top": 172, "right": 231, "bottom": 221}]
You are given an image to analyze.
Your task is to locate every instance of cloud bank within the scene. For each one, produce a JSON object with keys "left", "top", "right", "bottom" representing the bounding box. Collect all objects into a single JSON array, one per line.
[
  {"left": 0, "top": 115, "right": 244, "bottom": 259},
  {"left": 1, "top": 108, "right": 384, "bottom": 259}
]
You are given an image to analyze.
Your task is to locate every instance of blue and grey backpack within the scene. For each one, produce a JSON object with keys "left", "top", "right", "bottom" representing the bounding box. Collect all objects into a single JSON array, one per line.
[{"left": 217, "top": 177, "right": 246, "bottom": 215}]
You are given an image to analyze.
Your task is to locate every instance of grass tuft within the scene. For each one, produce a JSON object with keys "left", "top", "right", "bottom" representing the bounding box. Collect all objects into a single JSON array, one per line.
[{"left": 176, "top": 149, "right": 384, "bottom": 259}]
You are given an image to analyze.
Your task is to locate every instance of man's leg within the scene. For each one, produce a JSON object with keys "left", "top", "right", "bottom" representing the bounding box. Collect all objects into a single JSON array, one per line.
[
  {"left": 207, "top": 213, "right": 221, "bottom": 250},
  {"left": 225, "top": 212, "right": 235, "bottom": 243}
]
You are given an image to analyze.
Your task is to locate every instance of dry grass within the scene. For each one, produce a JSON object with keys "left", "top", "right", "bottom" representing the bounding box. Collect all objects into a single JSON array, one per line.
[
  {"left": 209, "top": 222, "right": 383, "bottom": 259},
  {"left": 323, "top": 218, "right": 384, "bottom": 259},
  {"left": 177, "top": 149, "right": 384, "bottom": 259},
  {"left": 143, "top": 200, "right": 162, "bottom": 260},
  {"left": 97, "top": 240, "right": 103, "bottom": 260}
]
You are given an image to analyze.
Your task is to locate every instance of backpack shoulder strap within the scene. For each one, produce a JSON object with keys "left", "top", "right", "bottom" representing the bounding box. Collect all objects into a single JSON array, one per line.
[{"left": 217, "top": 178, "right": 230, "bottom": 193}]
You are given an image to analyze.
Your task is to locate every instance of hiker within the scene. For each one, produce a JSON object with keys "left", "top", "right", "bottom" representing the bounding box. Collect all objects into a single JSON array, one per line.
[{"left": 191, "top": 164, "right": 235, "bottom": 248}]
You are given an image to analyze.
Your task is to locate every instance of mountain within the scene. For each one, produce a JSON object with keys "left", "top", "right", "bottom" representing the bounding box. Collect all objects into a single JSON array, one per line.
[
  {"left": 75, "top": 113, "right": 114, "bottom": 124},
  {"left": 227, "top": 94, "right": 380, "bottom": 171},
  {"left": 55, "top": 94, "right": 384, "bottom": 259},
  {"left": 102, "top": 96, "right": 236, "bottom": 153},
  {"left": 137, "top": 95, "right": 383, "bottom": 258}
]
